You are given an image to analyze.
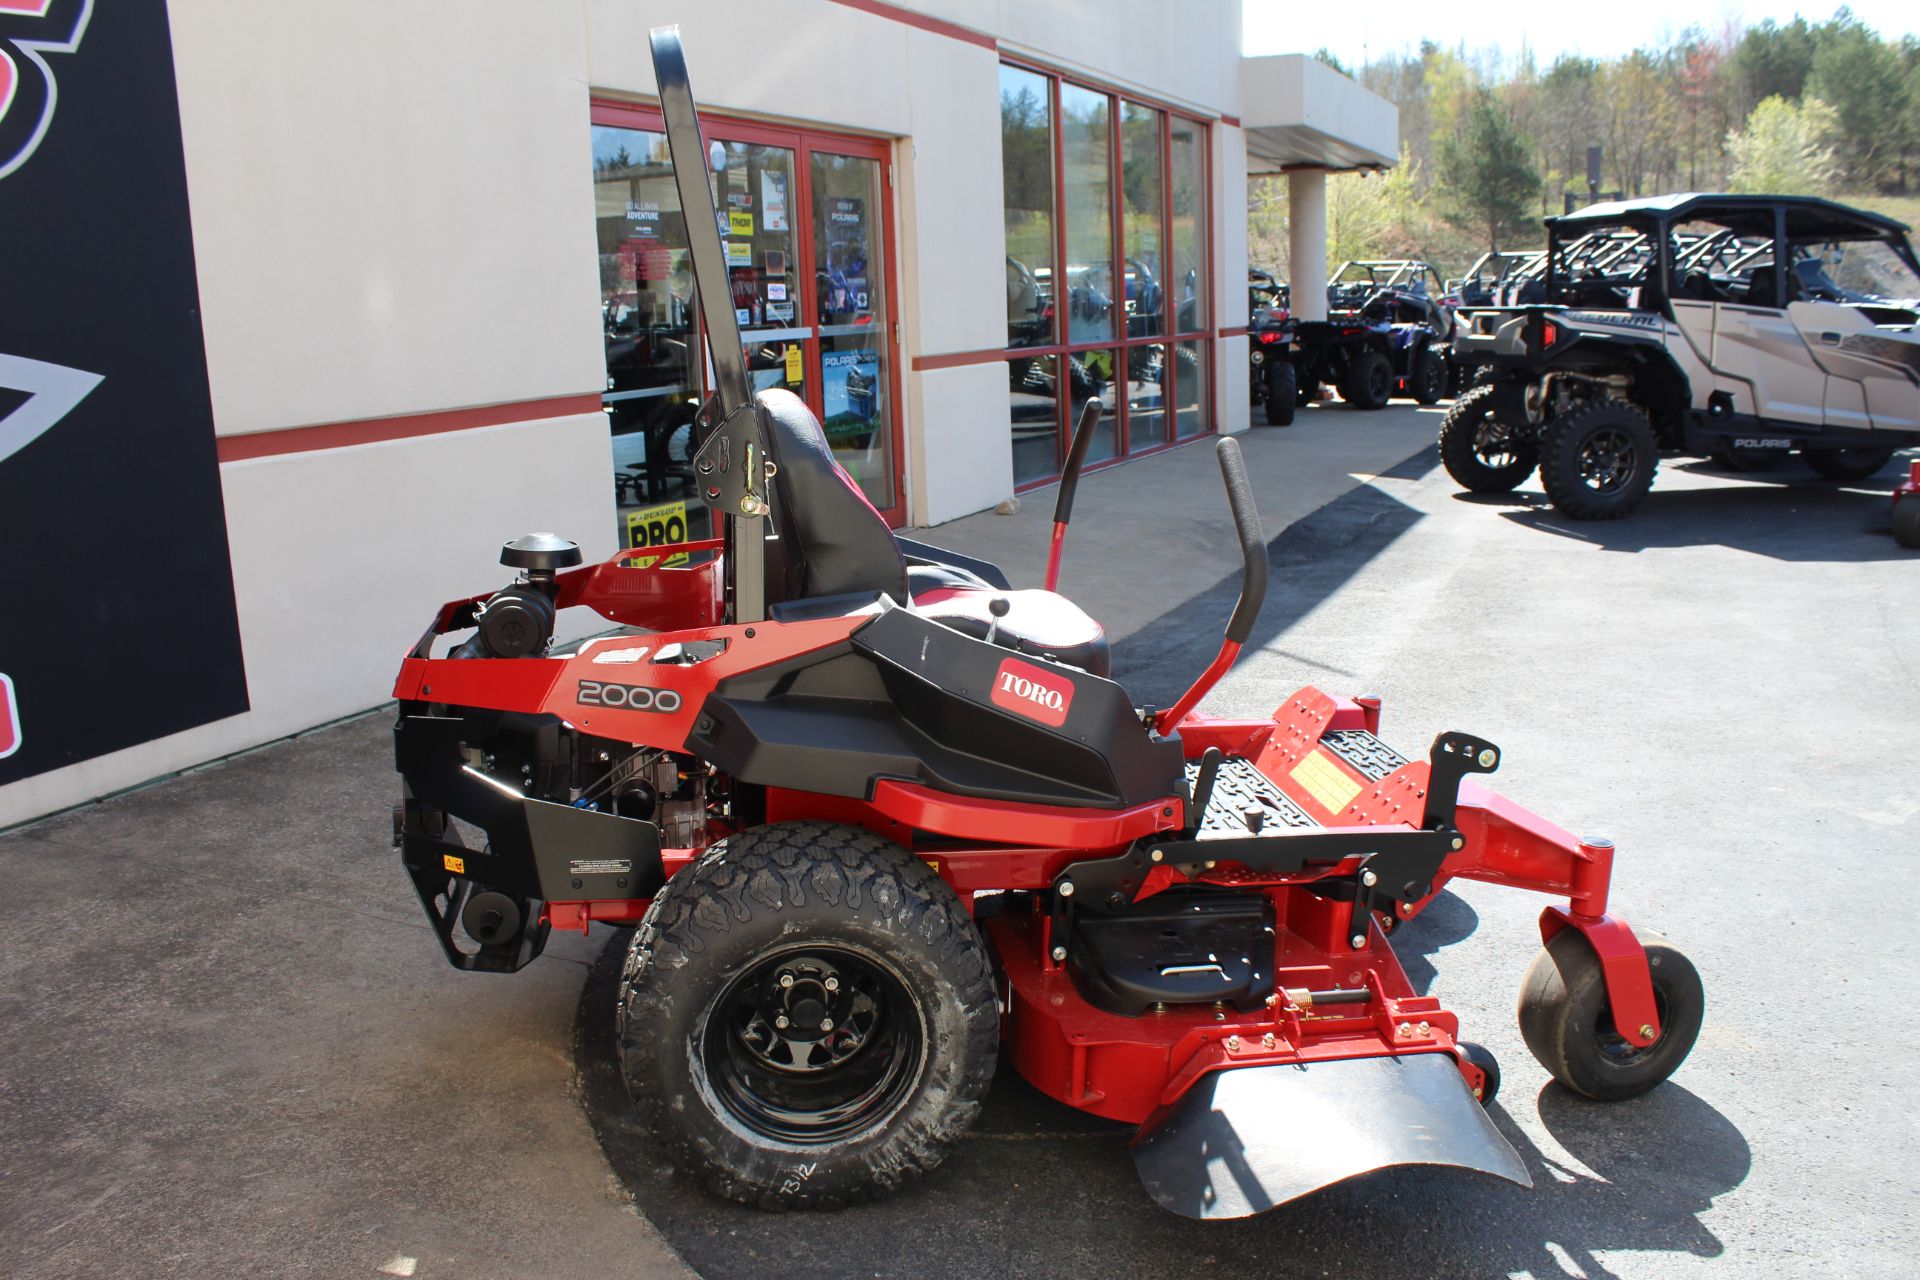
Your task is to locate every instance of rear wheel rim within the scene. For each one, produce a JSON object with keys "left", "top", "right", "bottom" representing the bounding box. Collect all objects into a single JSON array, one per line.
[
  {"left": 1595, "top": 985, "right": 1672, "bottom": 1066},
  {"left": 1472, "top": 418, "right": 1525, "bottom": 469},
  {"left": 1576, "top": 427, "right": 1637, "bottom": 494},
  {"left": 699, "top": 943, "right": 924, "bottom": 1145}
]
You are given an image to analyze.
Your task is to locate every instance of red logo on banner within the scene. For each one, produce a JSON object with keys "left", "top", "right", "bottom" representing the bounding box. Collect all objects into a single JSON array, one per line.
[
  {"left": 990, "top": 657, "right": 1073, "bottom": 728},
  {"left": 0, "top": 672, "right": 20, "bottom": 759}
]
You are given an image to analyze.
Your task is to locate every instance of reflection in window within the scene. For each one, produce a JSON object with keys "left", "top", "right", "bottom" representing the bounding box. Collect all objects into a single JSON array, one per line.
[
  {"left": 593, "top": 124, "right": 701, "bottom": 530},
  {"left": 813, "top": 151, "right": 893, "bottom": 510},
  {"left": 1069, "top": 348, "right": 1118, "bottom": 463},
  {"left": 1169, "top": 117, "right": 1207, "bottom": 335},
  {"left": 1061, "top": 85, "right": 1114, "bottom": 345},
  {"left": 1126, "top": 342, "right": 1167, "bottom": 449},
  {"left": 1002, "top": 66, "right": 1055, "bottom": 350},
  {"left": 1009, "top": 354, "right": 1060, "bottom": 484},
  {"left": 1174, "top": 338, "right": 1207, "bottom": 438},
  {"left": 1122, "top": 102, "right": 1164, "bottom": 341}
]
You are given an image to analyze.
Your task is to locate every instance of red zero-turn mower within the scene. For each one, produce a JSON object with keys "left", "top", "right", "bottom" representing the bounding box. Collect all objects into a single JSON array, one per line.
[{"left": 388, "top": 29, "right": 1704, "bottom": 1218}]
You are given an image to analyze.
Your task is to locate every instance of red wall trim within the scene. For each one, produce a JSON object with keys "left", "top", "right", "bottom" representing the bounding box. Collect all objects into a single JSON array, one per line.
[
  {"left": 826, "top": 0, "right": 996, "bottom": 49},
  {"left": 215, "top": 393, "right": 604, "bottom": 463},
  {"left": 912, "top": 348, "right": 1007, "bottom": 373},
  {"left": 1217, "top": 325, "right": 1248, "bottom": 338},
  {"left": 1219, "top": 114, "right": 1241, "bottom": 128}
]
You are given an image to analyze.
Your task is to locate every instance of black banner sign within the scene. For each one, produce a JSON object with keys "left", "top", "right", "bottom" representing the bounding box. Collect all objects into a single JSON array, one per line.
[{"left": 0, "top": 1, "right": 249, "bottom": 786}]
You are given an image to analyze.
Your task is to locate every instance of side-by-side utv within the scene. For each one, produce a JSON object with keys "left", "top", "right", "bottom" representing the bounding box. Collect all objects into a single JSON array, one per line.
[{"left": 387, "top": 28, "right": 1704, "bottom": 1219}]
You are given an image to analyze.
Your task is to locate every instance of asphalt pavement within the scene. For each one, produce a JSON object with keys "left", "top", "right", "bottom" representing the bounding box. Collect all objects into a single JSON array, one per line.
[{"left": 4, "top": 400, "right": 1915, "bottom": 1278}]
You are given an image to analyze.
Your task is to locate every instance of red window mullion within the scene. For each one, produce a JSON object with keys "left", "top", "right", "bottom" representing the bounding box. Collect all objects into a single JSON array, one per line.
[
  {"left": 1108, "top": 90, "right": 1127, "bottom": 456},
  {"left": 1050, "top": 74, "right": 1070, "bottom": 471}
]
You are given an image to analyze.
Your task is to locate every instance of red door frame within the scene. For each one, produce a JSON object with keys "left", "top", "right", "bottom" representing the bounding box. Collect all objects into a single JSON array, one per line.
[
  {"left": 591, "top": 101, "right": 908, "bottom": 526},
  {"left": 1002, "top": 57, "right": 1215, "bottom": 489}
]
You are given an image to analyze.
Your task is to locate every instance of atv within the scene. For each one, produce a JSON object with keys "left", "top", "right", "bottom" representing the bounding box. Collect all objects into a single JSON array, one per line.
[
  {"left": 388, "top": 28, "right": 1704, "bottom": 1220},
  {"left": 1447, "top": 194, "right": 1920, "bottom": 519}
]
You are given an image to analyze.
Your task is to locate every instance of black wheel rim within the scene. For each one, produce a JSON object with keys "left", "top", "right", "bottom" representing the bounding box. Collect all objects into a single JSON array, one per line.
[
  {"left": 1576, "top": 426, "right": 1637, "bottom": 494},
  {"left": 698, "top": 943, "right": 924, "bottom": 1145},
  {"left": 1368, "top": 363, "right": 1391, "bottom": 400},
  {"left": 1595, "top": 985, "right": 1671, "bottom": 1066},
  {"left": 1472, "top": 418, "right": 1525, "bottom": 469}
]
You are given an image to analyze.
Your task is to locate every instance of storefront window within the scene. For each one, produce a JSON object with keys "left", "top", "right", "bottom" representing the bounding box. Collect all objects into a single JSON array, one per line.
[
  {"left": 593, "top": 123, "right": 703, "bottom": 546},
  {"left": 1169, "top": 116, "right": 1207, "bottom": 344},
  {"left": 812, "top": 150, "right": 894, "bottom": 510},
  {"left": 1060, "top": 85, "right": 1114, "bottom": 346},
  {"left": 1001, "top": 65, "right": 1055, "bottom": 351},
  {"left": 999, "top": 65, "right": 1212, "bottom": 484}
]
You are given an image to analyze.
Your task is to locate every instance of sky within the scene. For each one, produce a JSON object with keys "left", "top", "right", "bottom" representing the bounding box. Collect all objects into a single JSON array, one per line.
[{"left": 1243, "top": 1, "right": 1920, "bottom": 69}]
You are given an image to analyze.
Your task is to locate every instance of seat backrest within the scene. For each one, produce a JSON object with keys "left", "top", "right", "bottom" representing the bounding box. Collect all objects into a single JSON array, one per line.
[{"left": 757, "top": 388, "right": 907, "bottom": 605}]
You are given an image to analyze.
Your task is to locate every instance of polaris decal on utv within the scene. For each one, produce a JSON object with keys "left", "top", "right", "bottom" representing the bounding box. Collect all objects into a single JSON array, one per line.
[{"left": 387, "top": 28, "right": 1705, "bottom": 1219}]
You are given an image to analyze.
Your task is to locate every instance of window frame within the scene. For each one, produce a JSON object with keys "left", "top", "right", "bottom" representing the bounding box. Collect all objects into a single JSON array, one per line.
[{"left": 1000, "top": 56, "right": 1215, "bottom": 488}]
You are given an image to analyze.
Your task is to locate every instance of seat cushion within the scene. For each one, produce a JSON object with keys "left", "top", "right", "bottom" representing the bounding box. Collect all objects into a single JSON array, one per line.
[{"left": 910, "top": 585, "right": 1110, "bottom": 678}]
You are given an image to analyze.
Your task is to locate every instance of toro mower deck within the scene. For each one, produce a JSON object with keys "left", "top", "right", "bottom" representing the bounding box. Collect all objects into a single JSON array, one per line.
[{"left": 385, "top": 27, "right": 1703, "bottom": 1220}]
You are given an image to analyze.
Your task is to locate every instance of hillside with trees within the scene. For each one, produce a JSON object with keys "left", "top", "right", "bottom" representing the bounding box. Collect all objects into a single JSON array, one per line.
[{"left": 1249, "top": 7, "right": 1920, "bottom": 281}]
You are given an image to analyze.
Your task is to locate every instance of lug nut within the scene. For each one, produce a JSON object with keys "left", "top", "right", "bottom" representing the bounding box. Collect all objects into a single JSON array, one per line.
[
  {"left": 824, "top": 976, "right": 839, "bottom": 992},
  {"left": 778, "top": 972, "right": 795, "bottom": 989},
  {"left": 820, "top": 1018, "right": 834, "bottom": 1032},
  {"left": 775, "top": 1015, "right": 789, "bottom": 1029}
]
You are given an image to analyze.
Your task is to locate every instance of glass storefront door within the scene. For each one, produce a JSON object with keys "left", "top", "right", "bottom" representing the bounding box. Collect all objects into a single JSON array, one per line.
[{"left": 591, "top": 104, "right": 904, "bottom": 552}]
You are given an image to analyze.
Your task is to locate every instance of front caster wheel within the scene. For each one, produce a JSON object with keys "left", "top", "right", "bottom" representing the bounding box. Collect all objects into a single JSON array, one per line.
[
  {"left": 1456, "top": 1040, "right": 1501, "bottom": 1106},
  {"left": 617, "top": 822, "right": 998, "bottom": 1209},
  {"left": 1517, "top": 928, "right": 1703, "bottom": 1101}
]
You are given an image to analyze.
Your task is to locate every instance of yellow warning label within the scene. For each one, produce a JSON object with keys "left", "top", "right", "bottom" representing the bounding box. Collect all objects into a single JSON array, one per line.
[
  {"left": 442, "top": 854, "right": 466, "bottom": 875},
  {"left": 783, "top": 343, "right": 804, "bottom": 383},
  {"left": 1290, "top": 749, "right": 1362, "bottom": 815},
  {"left": 922, "top": 859, "right": 941, "bottom": 872}
]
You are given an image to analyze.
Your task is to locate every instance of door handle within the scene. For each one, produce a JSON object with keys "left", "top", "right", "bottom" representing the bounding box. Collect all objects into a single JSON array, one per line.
[{"left": 1819, "top": 331, "right": 1842, "bottom": 345}]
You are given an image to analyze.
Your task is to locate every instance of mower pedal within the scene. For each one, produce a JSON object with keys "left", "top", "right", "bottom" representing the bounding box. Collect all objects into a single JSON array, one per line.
[
  {"left": 1183, "top": 756, "right": 1317, "bottom": 835},
  {"left": 1319, "top": 729, "right": 1409, "bottom": 783}
]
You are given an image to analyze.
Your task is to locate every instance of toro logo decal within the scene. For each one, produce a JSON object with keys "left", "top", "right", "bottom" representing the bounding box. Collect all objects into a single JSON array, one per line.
[
  {"left": 0, "top": 672, "right": 19, "bottom": 759},
  {"left": 990, "top": 657, "right": 1073, "bottom": 728},
  {"left": 0, "top": 0, "right": 92, "bottom": 182}
]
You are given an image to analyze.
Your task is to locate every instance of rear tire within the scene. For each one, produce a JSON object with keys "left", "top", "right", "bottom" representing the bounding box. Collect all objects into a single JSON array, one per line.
[
  {"left": 1264, "top": 361, "right": 1296, "bottom": 426},
  {"left": 1537, "top": 400, "right": 1659, "bottom": 520},
  {"left": 1804, "top": 447, "right": 1895, "bottom": 481},
  {"left": 1438, "top": 385, "right": 1537, "bottom": 493},
  {"left": 1411, "top": 350, "right": 1447, "bottom": 405},
  {"left": 1518, "top": 928, "right": 1703, "bottom": 1102},
  {"left": 616, "top": 821, "right": 997, "bottom": 1209},
  {"left": 1340, "top": 350, "right": 1393, "bottom": 410}
]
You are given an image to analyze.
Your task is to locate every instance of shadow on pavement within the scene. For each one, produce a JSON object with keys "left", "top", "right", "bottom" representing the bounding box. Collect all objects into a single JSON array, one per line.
[
  {"left": 1111, "top": 446, "right": 1438, "bottom": 706},
  {"left": 576, "top": 931, "right": 1749, "bottom": 1280},
  {"left": 1464, "top": 460, "right": 1908, "bottom": 561}
]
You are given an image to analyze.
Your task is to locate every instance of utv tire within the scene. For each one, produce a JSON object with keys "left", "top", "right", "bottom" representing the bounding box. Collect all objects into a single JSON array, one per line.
[
  {"left": 1537, "top": 401, "right": 1659, "bottom": 520},
  {"left": 616, "top": 822, "right": 998, "bottom": 1210},
  {"left": 1411, "top": 350, "right": 1447, "bottom": 405},
  {"left": 1340, "top": 350, "right": 1393, "bottom": 410},
  {"left": 1804, "top": 447, "right": 1896, "bottom": 481},
  {"left": 1264, "top": 361, "right": 1296, "bottom": 426},
  {"left": 1895, "top": 499, "right": 1920, "bottom": 550},
  {"left": 1438, "top": 385, "right": 1537, "bottom": 493},
  {"left": 1518, "top": 927, "right": 1703, "bottom": 1102}
]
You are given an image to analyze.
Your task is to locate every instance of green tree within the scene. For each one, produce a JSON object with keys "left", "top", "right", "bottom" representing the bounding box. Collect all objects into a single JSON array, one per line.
[
  {"left": 1733, "top": 17, "right": 1816, "bottom": 111},
  {"left": 1438, "top": 90, "right": 1541, "bottom": 253},
  {"left": 1726, "top": 95, "right": 1840, "bottom": 195},
  {"left": 1806, "top": 13, "right": 1908, "bottom": 186}
]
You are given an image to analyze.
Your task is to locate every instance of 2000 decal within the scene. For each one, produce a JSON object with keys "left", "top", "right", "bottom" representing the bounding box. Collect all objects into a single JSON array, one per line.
[{"left": 577, "top": 680, "right": 682, "bottom": 713}]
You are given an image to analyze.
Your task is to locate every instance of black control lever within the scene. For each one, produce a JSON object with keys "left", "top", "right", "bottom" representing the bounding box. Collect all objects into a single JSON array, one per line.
[{"left": 1044, "top": 398, "right": 1103, "bottom": 592}]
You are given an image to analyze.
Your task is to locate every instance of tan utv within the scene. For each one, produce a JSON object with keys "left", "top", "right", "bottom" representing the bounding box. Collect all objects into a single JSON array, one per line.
[{"left": 1445, "top": 194, "right": 1920, "bottom": 519}]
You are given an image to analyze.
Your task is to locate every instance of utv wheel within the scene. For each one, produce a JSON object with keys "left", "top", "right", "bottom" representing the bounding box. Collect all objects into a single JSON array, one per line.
[
  {"left": 616, "top": 822, "right": 998, "bottom": 1209},
  {"left": 1895, "top": 499, "right": 1920, "bottom": 550},
  {"left": 1340, "top": 350, "right": 1393, "bottom": 410},
  {"left": 1264, "top": 361, "right": 1297, "bottom": 426},
  {"left": 1438, "top": 385, "right": 1537, "bottom": 493},
  {"left": 1411, "top": 351, "right": 1447, "bottom": 405},
  {"left": 1518, "top": 928, "right": 1703, "bottom": 1102},
  {"left": 1537, "top": 401, "right": 1659, "bottom": 520},
  {"left": 1804, "top": 447, "right": 1896, "bottom": 481}
]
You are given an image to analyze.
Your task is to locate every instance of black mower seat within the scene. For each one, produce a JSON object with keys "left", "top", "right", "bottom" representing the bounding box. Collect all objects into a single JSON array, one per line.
[{"left": 758, "top": 387, "right": 1108, "bottom": 677}]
